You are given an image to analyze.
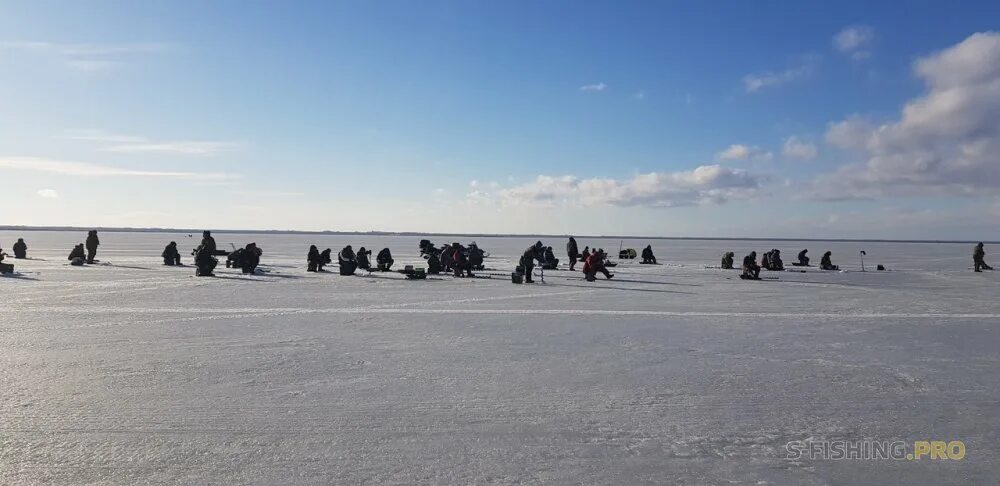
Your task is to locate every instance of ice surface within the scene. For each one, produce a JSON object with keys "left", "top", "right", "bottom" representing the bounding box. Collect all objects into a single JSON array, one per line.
[{"left": 2, "top": 231, "right": 998, "bottom": 484}]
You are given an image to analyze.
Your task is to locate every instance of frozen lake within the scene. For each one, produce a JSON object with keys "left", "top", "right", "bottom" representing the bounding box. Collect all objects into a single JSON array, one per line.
[{"left": 2, "top": 230, "right": 998, "bottom": 484}]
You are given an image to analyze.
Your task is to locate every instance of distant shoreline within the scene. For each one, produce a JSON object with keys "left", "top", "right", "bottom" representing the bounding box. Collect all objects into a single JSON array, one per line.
[{"left": 0, "top": 225, "right": 991, "bottom": 245}]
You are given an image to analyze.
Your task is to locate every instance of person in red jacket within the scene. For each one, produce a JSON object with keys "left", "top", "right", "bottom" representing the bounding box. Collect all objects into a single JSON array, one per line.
[{"left": 582, "top": 249, "right": 614, "bottom": 282}]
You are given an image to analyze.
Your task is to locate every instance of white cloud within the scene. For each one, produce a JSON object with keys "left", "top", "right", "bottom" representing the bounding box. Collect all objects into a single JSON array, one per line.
[
  {"left": 833, "top": 26, "right": 874, "bottom": 54},
  {"left": 63, "top": 130, "right": 240, "bottom": 156},
  {"left": 65, "top": 60, "right": 121, "bottom": 71},
  {"left": 816, "top": 32, "right": 1000, "bottom": 199},
  {"left": 580, "top": 82, "right": 607, "bottom": 92},
  {"left": 717, "top": 144, "right": 773, "bottom": 161},
  {"left": 0, "top": 156, "right": 232, "bottom": 179},
  {"left": 743, "top": 56, "right": 818, "bottom": 93},
  {"left": 498, "top": 165, "right": 766, "bottom": 208},
  {"left": 36, "top": 188, "right": 59, "bottom": 198},
  {"left": 0, "top": 41, "right": 172, "bottom": 72},
  {"left": 469, "top": 180, "right": 479, "bottom": 188},
  {"left": 782, "top": 136, "right": 818, "bottom": 159},
  {"left": 0, "top": 41, "right": 172, "bottom": 56}
]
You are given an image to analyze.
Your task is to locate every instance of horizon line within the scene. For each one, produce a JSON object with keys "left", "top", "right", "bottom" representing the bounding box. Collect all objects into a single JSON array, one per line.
[{"left": 0, "top": 225, "right": 992, "bottom": 246}]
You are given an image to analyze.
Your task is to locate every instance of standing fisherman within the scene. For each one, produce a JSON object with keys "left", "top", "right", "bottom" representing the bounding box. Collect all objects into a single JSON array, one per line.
[
  {"left": 85, "top": 230, "right": 100, "bottom": 264},
  {"left": 566, "top": 237, "right": 580, "bottom": 271}
]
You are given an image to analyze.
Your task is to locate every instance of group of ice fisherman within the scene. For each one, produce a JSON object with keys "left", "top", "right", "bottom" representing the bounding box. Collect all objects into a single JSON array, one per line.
[{"left": 0, "top": 233, "right": 994, "bottom": 279}]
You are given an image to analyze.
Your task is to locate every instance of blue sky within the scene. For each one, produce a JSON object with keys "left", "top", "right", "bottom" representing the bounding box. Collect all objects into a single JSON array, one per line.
[{"left": 2, "top": 1, "right": 999, "bottom": 239}]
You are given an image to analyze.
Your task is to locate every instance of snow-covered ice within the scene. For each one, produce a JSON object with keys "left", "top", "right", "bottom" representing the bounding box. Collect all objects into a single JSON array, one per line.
[{"left": 2, "top": 231, "right": 998, "bottom": 484}]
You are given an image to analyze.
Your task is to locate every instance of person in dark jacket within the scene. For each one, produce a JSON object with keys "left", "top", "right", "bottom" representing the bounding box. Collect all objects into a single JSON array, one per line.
[
  {"left": 797, "top": 249, "right": 810, "bottom": 266},
  {"left": 467, "top": 242, "right": 485, "bottom": 270},
  {"left": 426, "top": 250, "right": 442, "bottom": 274},
  {"left": 451, "top": 242, "right": 473, "bottom": 277},
  {"left": 338, "top": 245, "right": 357, "bottom": 275},
  {"left": 519, "top": 241, "right": 546, "bottom": 283},
  {"left": 439, "top": 244, "right": 454, "bottom": 273},
  {"left": 742, "top": 252, "right": 760, "bottom": 279},
  {"left": 566, "top": 237, "right": 580, "bottom": 271},
  {"left": 763, "top": 249, "right": 784, "bottom": 271},
  {"left": 194, "top": 245, "right": 218, "bottom": 276},
  {"left": 201, "top": 231, "right": 217, "bottom": 253},
  {"left": 542, "top": 246, "right": 559, "bottom": 269},
  {"left": 12, "top": 238, "right": 27, "bottom": 259},
  {"left": 357, "top": 247, "right": 372, "bottom": 271},
  {"left": 820, "top": 251, "right": 839, "bottom": 271},
  {"left": 68, "top": 243, "right": 86, "bottom": 265},
  {"left": 376, "top": 248, "right": 394, "bottom": 271},
  {"left": 307, "top": 245, "right": 321, "bottom": 272},
  {"left": 641, "top": 245, "right": 657, "bottom": 264},
  {"left": 162, "top": 241, "right": 181, "bottom": 266},
  {"left": 241, "top": 243, "right": 262, "bottom": 274},
  {"left": 721, "top": 251, "right": 735, "bottom": 269},
  {"left": 319, "top": 248, "right": 332, "bottom": 271},
  {"left": 85, "top": 230, "right": 100, "bottom": 263},
  {"left": 974, "top": 243, "right": 992, "bottom": 272}
]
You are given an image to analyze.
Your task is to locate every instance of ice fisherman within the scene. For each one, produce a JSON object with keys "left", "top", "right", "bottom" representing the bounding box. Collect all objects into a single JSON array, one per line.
[
  {"left": 68, "top": 243, "right": 86, "bottom": 265},
  {"left": 307, "top": 245, "right": 322, "bottom": 272},
  {"left": 566, "top": 237, "right": 580, "bottom": 271},
  {"left": 974, "top": 242, "right": 993, "bottom": 272},
  {"left": 797, "top": 249, "right": 810, "bottom": 266},
  {"left": 518, "top": 241, "right": 546, "bottom": 283},
  {"left": 376, "top": 248, "right": 394, "bottom": 271},
  {"left": 820, "top": 251, "right": 839, "bottom": 271},
  {"left": 85, "top": 230, "right": 100, "bottom": 264},
  {"left": 194, "top": 245, "right": 218, "bottom": 276},
  {"left": 338, "top": 245, "right": 358, "bottom": 275},
  {"left": 742, "top": 251, "right": 761, "bottom": 279},
  {"left": 721, "top": 252, "right": 735, "bottom": 269},
  {"left": 641, "top": 245, "right": 657, "bottom": 264},
  {"left": 12, "top": 238, "right": 27, "bottom": 259},
  {"left": 583, "top": 249, "right": 614, "bottom": 282},
  {"left": 162, "top": 241, "right": 182, "bottom": 266}
]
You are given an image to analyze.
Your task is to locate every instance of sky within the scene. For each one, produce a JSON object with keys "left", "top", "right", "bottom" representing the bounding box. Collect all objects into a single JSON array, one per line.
[{"left": 2, "top": 1, "right": 1000, "bottom": 239}]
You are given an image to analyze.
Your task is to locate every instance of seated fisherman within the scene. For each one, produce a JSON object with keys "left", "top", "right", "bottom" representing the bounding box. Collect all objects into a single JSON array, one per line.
[
  {"left": 766, "top": 249, "right": 784, "bottom": 271},
  {"left": 542, "top": 246, "right": 559, "bottom": 269},
  {"left": 68, "top": 244, "right": 86, "bottom": 265},
  {"left": 319, "top": 248, "right": 332, "bottom": 271},
  {"left": 12, "top": 238, "right": 27, "bottom": 259},
  {"left": 426, "top": 249, "right": 442, "bottom": 274},
  {"left": 376, "top": 248, "right": 394, "bottom": 271},
  {"left": 338, "top": 245, "right": 358, "bottom": 275},
  {"left": 742, "top": 251, "right": 761, "bottom": 279},
  {"left": 201, "top": 231, "right": 217, "bottom": 253},
  {"left": 356, "top": 246, "right": 372, "bottom": 272},
  {"left": 308, "top": 245, "right": 321, "bottom": 272},
  {"left": 162, "top": 241, "right": 182, "bottom": 266},
  {"left": 820, "top": 251, "right": 839, "bottom": 271},
  {"left": 241, "top": 243, "right": 262, "bottom": 274},
  {"left": 760, "top": 251, "right": 771, "bottom": 271},
  {"left": 419, "top": 239, "right": 435, "bottom": 257},
  {"left": 641, "top": 245, "right": 657, "bottom": 264},
  {"left": 583, "top": 249, "right": 614, "bottom": 282},
  {"left": 974, "top": 242, "right": 993, "bottom": 272},
  {"left": 227, "top": 248, "right": 244, "bottom": 269},
  {"left": 467, "top": 243, "right": 485, "bottom": 271},
  {"left": 439, "top": 244, "right": 454, "bottom": 273},
  {"left": 721, "top": 251, "right": 735, "bottom": 269},
  {"left": 451, "top": 242, "right": 473, "bottom": 277},
  {"left": 194, "top": 245, "right": 218, "bottom": 276},
  {"left": 797, "top": 249, "right": 810, "bottom": 266}
]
